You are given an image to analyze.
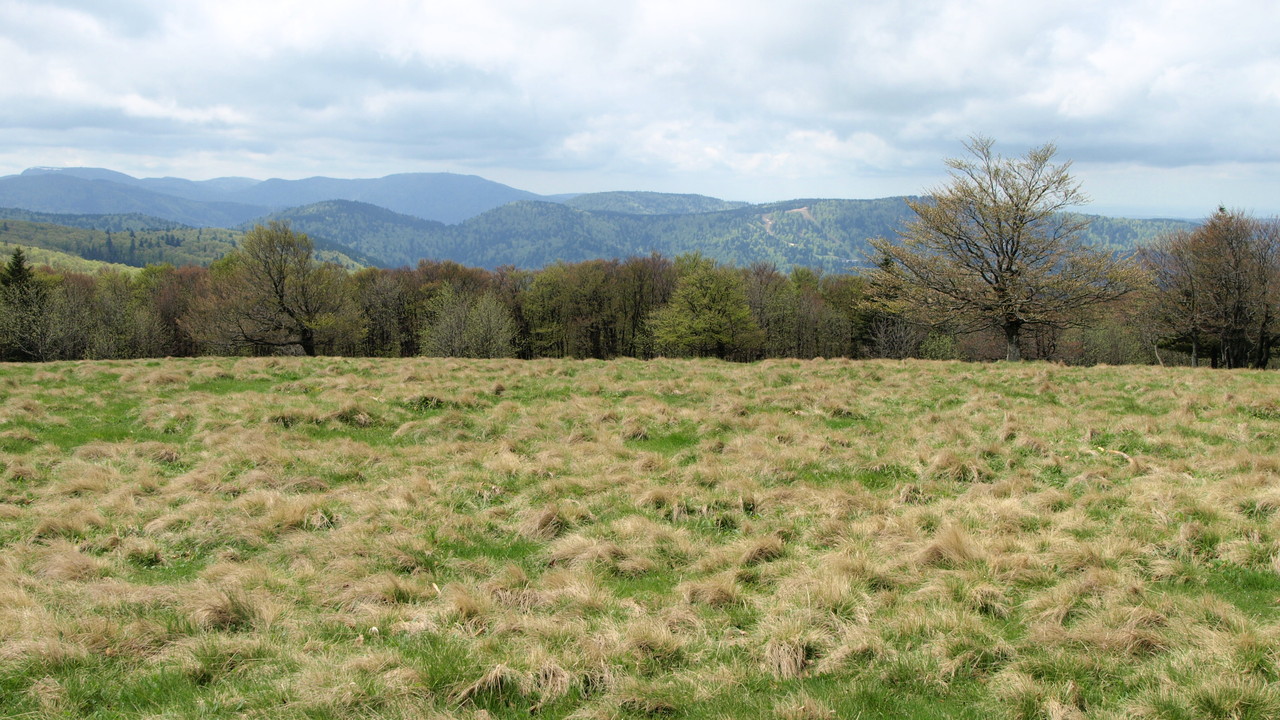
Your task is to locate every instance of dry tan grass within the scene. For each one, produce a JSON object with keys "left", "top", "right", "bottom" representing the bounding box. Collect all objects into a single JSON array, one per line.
[{"left": 2, "top": 357, "right": 1280, "bottom": 718}]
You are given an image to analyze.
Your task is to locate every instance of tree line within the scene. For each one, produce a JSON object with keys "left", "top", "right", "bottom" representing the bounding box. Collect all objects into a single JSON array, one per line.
[
  {"left": 0, "top": 225, "right": 874, "bottom": 363},
  {"left": 2, "top": 139, "right": 1278, "bottom": 368}
]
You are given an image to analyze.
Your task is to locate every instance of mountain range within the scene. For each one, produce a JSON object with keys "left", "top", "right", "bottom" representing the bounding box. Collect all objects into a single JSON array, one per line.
[{"left": 0, "top": 167, "right": 1196, "bottom": 272}]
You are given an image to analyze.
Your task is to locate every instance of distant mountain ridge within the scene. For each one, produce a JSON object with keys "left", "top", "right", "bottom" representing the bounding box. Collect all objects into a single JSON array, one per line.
[
  {"left": 0, "top": 173, "right": 267, "bottom": 227},
  {"left": 8, "top": 167, "right": 544, "bottom": 225},
  {"left": 562, "top": 191, "right": 749, "bottom": 215},
  {"left": 0, "top": 166, "right": 1198, "bottom": 272},
  {"left": 265, "top": 197, "right": 1190, "bottom": 272}
]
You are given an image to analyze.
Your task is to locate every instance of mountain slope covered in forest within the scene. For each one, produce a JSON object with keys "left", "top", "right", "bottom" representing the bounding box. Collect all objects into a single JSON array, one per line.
[{"left": 0, "top": 167, "right": 1197, "bottom": 271}]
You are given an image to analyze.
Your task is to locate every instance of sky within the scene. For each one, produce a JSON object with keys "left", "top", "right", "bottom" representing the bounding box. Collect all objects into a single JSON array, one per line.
[{"left": 1, "top": 0, "right": 1277, "bottom": 219}]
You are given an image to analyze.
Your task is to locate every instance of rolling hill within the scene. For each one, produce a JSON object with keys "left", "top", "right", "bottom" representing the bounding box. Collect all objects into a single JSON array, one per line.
[
  {"left": 0, "top": 212, "right": 373, "bottom": 270},
  {"left": 7, "top": 167, "right": 546, "bottom": 225},
  {"left": 0, "top": 173, "right": 267, "bottom": 227},
  {"left": 563, "top": 191, "right": 749, "bottom": 215},
  {"left": 0, "top": 167, "right": 1198, "bottom": 272},
  {"left": 247, "top": 200, "right": 448, "bottom": 268},
  {"left": 263, "top": 195, "right": 1193, "bottom": 271},
  {"left": 260, "top": 197, "right": 911, "bottom": 270}
]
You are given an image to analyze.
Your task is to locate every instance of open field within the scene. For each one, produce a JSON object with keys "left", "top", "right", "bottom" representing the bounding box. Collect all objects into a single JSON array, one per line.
[{"left": 2, "top": 357, "right": 1280, "bottom": 719}]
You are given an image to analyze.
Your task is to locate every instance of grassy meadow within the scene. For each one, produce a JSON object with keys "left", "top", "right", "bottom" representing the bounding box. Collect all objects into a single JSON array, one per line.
[{"left": 2, "top": 356, "right": 1280, "bottom": 719}]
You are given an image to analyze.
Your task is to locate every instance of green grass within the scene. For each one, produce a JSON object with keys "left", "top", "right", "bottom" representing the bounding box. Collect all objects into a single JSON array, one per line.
[{"left": 4, "top": 357, "right": 1280, "bottom": 718}]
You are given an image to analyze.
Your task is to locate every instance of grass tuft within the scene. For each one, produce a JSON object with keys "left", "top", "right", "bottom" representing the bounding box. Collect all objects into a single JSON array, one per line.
[{"left": 4, "top": 357, "right": 1280, "bottom": 718}]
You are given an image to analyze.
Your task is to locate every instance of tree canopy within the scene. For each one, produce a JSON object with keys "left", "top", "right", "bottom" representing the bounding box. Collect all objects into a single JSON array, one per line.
[
  {"left": 184, "top": 222, "right": 359, "bottom": 356},
  {"left": 1142, "top": 208, "right": 1280, "bottom": 368},
  {"left": 870, "top": 136, "right": 1143, "bottom": 361}
]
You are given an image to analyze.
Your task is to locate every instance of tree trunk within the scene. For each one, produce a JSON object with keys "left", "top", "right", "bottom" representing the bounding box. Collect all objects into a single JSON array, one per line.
[
  {"left": 1252, "top": 332, "right": 1274, "bottom": 369},
  {"left": 1004, "top": 321, "right": 1023, "bottom": 362},
  {"left": 300, "top": 327, "right": 316, "bottom": 357}
]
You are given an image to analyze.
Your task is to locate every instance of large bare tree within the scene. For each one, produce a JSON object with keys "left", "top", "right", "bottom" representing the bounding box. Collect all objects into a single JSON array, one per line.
[
  {"left": 871, "top": 137, "right": 1143, "bottom": 361},
  {"left": 184, "top": 222, "right": 359, "bottom": 356}
]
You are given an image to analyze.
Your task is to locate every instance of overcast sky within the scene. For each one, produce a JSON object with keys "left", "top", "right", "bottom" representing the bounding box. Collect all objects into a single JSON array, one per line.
[{"left": 1, "top": 0, "right": 1277, "bottom": 218}]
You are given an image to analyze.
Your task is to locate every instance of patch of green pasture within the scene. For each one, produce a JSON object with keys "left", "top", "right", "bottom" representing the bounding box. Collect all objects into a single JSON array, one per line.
[
  {"left": 1159, "top": 563, "right": 1280, "bottom": 620},
  {"left": 65, "top": 653, "right": 290, "bottom": 720},
  {"left": 288, "top": 422, "right": 412, "bottom": 449},
  {"left": 1087, "top": 429, "right": 1184, "bottom": 459},
  {"left": 1012, "top": 647, "right": 1139, "bottom": 714},
  {"left": 786, "top": 460, "right": 915, "bottom": 492},
  {"left": 184, "top": 375, "right": 284, "bottom": 395},
  {"left": 626, "top": 426, "right": 701, "bottom": 455},
  {"left": 1172, "top": 424, "right": 1229, "bottom": 446},
  {"left": 433, "top": 533, "right": 543, "bottom": 573},
  {"left": 674, "top": 671, "right": 990, "bottom": 720},
  {"left": 846, "top": 463, "right": 916, "bottom": 491},
  {"left": 973, "top": 377, "right": 1062, "bottom": 405},
  {"left": 604, "top": 570, "right": 681, "bottom": 604},
  {"left": 125, "top": 555, "right": 209, "bottom": 585},
  {"left": 0, "top": 432, "right": 38, "bottom": 453},
  {"left": 10, "top": 409, "right": 178, "bottom": 451}
]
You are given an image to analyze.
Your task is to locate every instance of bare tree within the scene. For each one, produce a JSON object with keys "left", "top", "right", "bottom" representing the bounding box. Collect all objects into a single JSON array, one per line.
[
  {"left": 871, "top": 136, "right": 1144, "bottom": 361},
  {"left": 184, "top": 222, "right": 360, "bottom": 356},
  {"left": 1142, "top": 208, "right": 1280, "bottom": 368}
]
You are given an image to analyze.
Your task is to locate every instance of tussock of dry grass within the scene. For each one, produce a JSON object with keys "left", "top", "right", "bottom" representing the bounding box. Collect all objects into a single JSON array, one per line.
[{"left": 3, "top": 357, "right": 1280, "bottom": 718}]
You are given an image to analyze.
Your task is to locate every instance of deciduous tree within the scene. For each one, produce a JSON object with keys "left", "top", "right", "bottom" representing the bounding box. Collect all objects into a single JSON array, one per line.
[
  {"left": 183, "top": 222, "right": 360, "bottom": 356},
  {"left": 871, "top": 137, "right": 1142, "bottom": 361},
  {"left": 1142, "top": 208, "right": 1280, "bottom": 368},
  {"left": 420, "top": 284, "right": 517, "bottom": 358},
  {"left": 650, "top": 255, "right": 764, "bottom": 360}
]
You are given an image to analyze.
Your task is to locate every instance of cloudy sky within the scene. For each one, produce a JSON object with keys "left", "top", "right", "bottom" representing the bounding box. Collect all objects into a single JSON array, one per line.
[{"left": 1, "top": 0, "right": 1277, "bottom": 218}]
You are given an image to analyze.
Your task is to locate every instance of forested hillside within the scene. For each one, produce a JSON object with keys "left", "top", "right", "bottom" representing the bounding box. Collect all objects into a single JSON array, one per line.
[
  {"left": 563, "top": 191, "right": 749, "bottom": 214},
  {"left": 0, "top": 167, "right": 1197, "bottom": 272},
  {"left": 0, "top": 216, "right": 243, "bottom": 267},
  {"left": 265, "top": 196, "right": 1195, "bottom": 271},
  {"left": 0, "top": 213, "right": 371, "bottom": 269},
  {"left": 0, "top": 173, "right": 267, "bottom": 227},
  {"left": 0, "top": 240, "right": 135, "bottom": 274},
  {"left": 248, "top": 201, "right": 449, "bottom": 268}
]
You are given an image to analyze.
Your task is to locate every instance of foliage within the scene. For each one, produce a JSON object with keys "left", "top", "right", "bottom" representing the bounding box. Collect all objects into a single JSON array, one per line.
[
  {"left": 744, "top": 264, "right": 858, "bottom": 358},
  {"left": 871, "top": 136, "right": 1145, "bottom": 360},
  {"left": 420, "top": 284, "right": 517, "bottom": 358},
  {"left": 1141, "top": 208, "right": 1280, "bottom": 368},
  {"left": 0, "top": 247, "right": 55, "bottom": 360},
  {"left": 650, "top": 255, "right": 765, "bottom": 359},
  {"left": 183, "top": 222, "right": 362, "bottom": 356}
]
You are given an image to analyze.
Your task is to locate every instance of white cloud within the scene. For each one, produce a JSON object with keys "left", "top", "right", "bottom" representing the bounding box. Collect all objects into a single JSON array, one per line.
[{"left": 0, "top": 0, "right": 1277, "bottom": 215}]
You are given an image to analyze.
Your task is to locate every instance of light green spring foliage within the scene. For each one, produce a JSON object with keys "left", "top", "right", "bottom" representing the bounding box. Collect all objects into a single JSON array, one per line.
[
  {"left": 1, "top": 357, "right": 1279, "bottom": 719},
  {"left": 650, "top": 256, "right": 764, "bottom": 360},
  {"left": 0, "top": 242, "right": 138, "bottom": 275},
  {"left": 420, "top": 284, "right": 517, "bottom": 359}
]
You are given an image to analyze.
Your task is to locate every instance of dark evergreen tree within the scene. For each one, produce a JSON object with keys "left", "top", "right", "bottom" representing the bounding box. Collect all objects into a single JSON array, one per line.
[{"left": 1, "top": 247, "right": 35, "bottom": 290}]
